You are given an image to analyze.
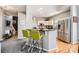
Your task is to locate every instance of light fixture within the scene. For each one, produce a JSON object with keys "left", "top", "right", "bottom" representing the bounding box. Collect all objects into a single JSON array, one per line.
[
  {"left": 37, "top": 8, "right": 43, "bottom": 14},
  {"left": 39, "top": 8, "right": 43, "bottom": 10},
  {"left": 37, "top": 8, "right": 43, "bottom": 11}
]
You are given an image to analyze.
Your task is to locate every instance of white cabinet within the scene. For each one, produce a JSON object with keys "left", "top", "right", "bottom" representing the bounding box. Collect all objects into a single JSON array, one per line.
[
  {"left": 38, "top": 20, "right": 53, "bottom": 25},
  {"left": 38, "top": 21, "right": 48, "bottom": 25}
]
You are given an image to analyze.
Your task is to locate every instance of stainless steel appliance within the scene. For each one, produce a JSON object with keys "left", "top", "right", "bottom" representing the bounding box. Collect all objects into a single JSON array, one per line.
[{"left": 58, "top": 18, "right": 71, "bottom": 43}]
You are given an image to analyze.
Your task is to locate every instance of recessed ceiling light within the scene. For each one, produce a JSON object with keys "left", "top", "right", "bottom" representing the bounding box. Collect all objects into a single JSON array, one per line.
[
  {"left": 38, "top": 8, "right": 43, "bottom": 11},
  {"left": 39, "top": 8, "right": 43, "bottom": 10}
]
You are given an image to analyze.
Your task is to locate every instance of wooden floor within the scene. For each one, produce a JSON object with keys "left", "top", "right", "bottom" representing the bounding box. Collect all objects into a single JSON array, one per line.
[
  {"left": 9, "top": 36, "right": 79, "bottom": 53},
  {"left": 49, "top": 39, "right": 79, "bottom": 53}
]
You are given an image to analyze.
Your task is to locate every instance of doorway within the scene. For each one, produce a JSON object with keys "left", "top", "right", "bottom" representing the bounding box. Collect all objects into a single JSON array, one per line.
[{"left": 12, "top": 16, "right": 18, "bottom": 39}]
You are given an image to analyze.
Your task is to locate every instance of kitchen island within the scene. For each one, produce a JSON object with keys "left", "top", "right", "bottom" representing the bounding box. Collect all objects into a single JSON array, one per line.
[
  {"left": 22, "top": 28, "right": 57, "bottom": 52},
  {"left": 42, "top": 29, "right": 57, "bottom": 51}
]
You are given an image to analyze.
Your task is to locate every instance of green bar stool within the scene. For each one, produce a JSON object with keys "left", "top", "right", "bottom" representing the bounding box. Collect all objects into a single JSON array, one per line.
[
  {"left": 30, "top": 29, "right": 43, "bottom": 53},
  {"left": 22, "top": 29, "right": 31, "bottom": 52}
]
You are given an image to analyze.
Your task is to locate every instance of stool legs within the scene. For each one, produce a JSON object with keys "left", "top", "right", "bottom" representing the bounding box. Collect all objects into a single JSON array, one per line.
[
  {"left": 22, "top": 42, "right": 27, "bottom": 50},
  {"left": 21, "top": 39, "right": 32, "bottom": 53},
  {"left": 41, "top": 39, "right": 43, "bottom": 52},
  {"left": 22, "top": 38, "right": 44, "bottom": 53},
  {"left": 31, "top": 40, "right": 34, "bottom": 53},
  {"left": 38, "top": 37, "right": 44, "bottom": 53},
  {"left": 30, "top": 40, "right": 43, "bottom": 53}
]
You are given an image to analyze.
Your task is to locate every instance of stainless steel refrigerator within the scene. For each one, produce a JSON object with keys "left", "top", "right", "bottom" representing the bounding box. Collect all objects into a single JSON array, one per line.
[{"left": 58, "top": 18, "right": 71, "bottom": 43}]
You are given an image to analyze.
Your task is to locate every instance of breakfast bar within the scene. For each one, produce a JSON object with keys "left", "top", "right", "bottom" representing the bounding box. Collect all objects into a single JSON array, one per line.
[{"left": 42, "top": 29, "right": 57, "bottom": 51}]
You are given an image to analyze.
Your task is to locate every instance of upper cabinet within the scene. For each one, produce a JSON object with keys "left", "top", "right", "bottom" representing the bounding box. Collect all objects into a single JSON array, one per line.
[{"left": 38, "top": 20, "right": 53, "bottom": 25}]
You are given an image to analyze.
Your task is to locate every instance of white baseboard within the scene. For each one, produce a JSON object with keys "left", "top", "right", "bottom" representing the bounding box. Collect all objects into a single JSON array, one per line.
[
  {"left": 47, "top": 48, "right": 57, "bottom": 51},
  {"left": 71, "top": 41, "right": 78, "bottom": 44}
]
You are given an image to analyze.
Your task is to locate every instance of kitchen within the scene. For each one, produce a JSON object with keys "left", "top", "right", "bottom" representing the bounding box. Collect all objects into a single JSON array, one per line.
[
  {"left": 24, "top": 5, "right": 72, "bottom": 52},
  {"left": 25, "top": 5, "right": 79, "bottom": 52},
  {"left": 1, "top": 5, "right": 79, "bottom": 53}
]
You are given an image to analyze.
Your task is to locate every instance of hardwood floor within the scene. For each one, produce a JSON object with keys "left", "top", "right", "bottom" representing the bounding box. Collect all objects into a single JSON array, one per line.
[
  {"left": 6, "top": 36, "right": 79, "bottom": 53},
  {"left": 48, "top": 39, "right": 79, "bottom": 53}
]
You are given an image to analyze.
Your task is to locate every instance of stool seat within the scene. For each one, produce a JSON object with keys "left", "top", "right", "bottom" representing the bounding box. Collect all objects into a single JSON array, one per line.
[
  {"left": 31, "top": 29, "right": 43, "bottom": 40},
  {"left": 22, "top": 30, "right": 30, "bottom": 38}
]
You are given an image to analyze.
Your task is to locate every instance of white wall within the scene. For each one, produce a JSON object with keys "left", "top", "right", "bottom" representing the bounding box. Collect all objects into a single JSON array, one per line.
[
  {"left": 0, "top": 43, "right": 1, "bottom": 53},
  {"left": 26, "top": 6, "right": 38, "bottom": 29},
  {"left": 71, "top": 6, "right": 78, "bottom": 44},
  {"left": 0, "top": 8, "right": 3, "bottom": 52},
  {"left": 0, "top": 8, "right": 4, "bottom": 41},
  {"left": 18, "top": 13, "right": 26, "bottom": 39},
  {"left": 77, "top": 6, "right": 79, "bottom": 42},
  {"left": 72, "top": 23, "right": 77, "bottom": 43}
]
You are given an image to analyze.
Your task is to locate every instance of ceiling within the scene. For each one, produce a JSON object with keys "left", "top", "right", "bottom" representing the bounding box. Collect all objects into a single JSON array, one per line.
[
  {"left": 0, "top": 5, "right": 26, "bottom": 12},
  {"left": 0, "top": 5, "right": 70, "bottom": 17},
  {"left": 27, "top": 5, "right": 70, "bottom": 17},
  {"left": 0, "top": 5, "right": 26, "bottom": 15}
]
